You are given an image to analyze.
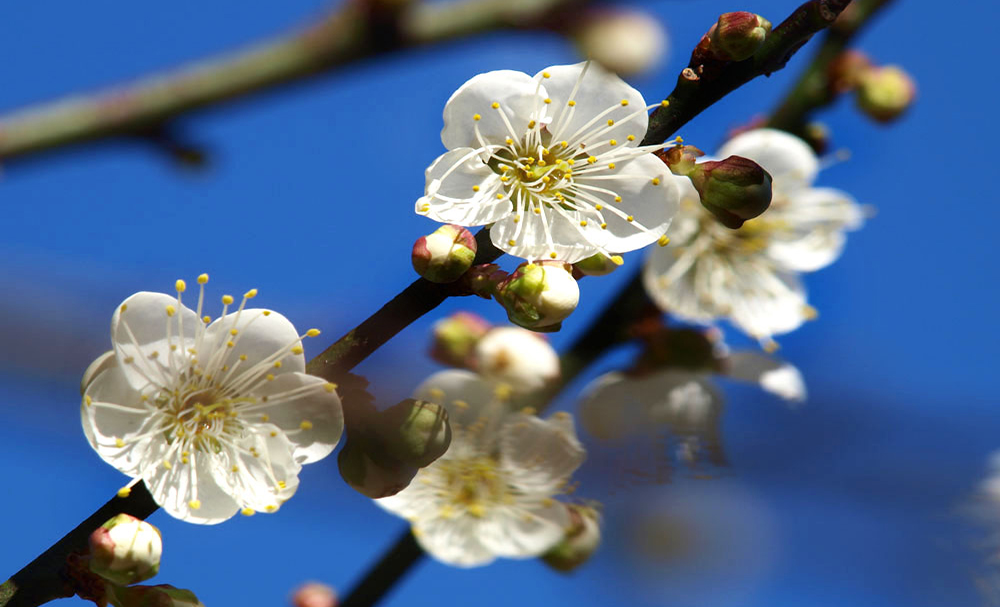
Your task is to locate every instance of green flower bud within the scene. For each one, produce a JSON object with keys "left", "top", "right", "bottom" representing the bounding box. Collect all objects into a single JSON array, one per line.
[
  {"left": 689, "top": 156, "right": 773, "bottom": 229},
  {"left": 495, "top": 261, "right": 580, "bottom": 332},
  {"left": 88, "top": 514, "right": 162, "bottom": 587},
  {"left": 430, "top": 312, "right": 492, "bottom": 368},
  {"left": 411, "top": 224, "right": 477, "bottom": 283},
  {"left": 337, "top": 437, "right": 417, "bottom": 499},
  {"left": 708, "top": 12, "right": 771, "bottom": 61},
  {"left": 376, "top": 399, "right": 452, "bottom": 468},
  {"left": 856, "top": 65, "right": 915, "bottom": 123},
  {"left": 542, "top": 504, "right": 602, "bottom": 572},
  {"left": 573, "top": 253, "right": 622, "bottom": 277}
]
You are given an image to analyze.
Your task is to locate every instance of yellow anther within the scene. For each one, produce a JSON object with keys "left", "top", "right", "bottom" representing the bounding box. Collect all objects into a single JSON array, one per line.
[
  {"left": 560, "top": 141, "right": 568, "bottom": 148},
  {"left": 244, "top": 288, "right": 258, "bottom": 299},
  {"left": 278, "top": 481, "right": 287, "bottom": 489},
  {"left": 181, "top": 457, "right": 189, "bottom": 464},
  {"left": 621, "top": 99, "right": 629, "bottom": 106},
  {"left": 542, "top": 71, "right": 551, "bottom": 78},
  {"left": 542, "top": 497, "right": 555, "bottom": 508},
  {"left": 232, "top": 465, "right": 240, "bottom": 472},
  {"left": 306, "top": 329, "right": 321, "bottom": 337},
  {"left": 652, "top": 178, "right": 661, "bottom": 185},
  {"left": 607, "top": 119, "right": 615, "bottom": 126},
  {"left": 115, "top": 438, "right": 125, "bottom": 448},
  {"left": 513, "top": 216, "right": 520, "bottom": 223},
  {"left": 324, "top": 382, "right": 338, "bottom": 393},
  {"left": 472, "top": 185, "right": 480, "bottom": 192},
  {"left": 601, "top": 223, "right": 608, "bottom": 230},
  {"left": 627, "top": 215, "right": 634, "bottom": 222},
  {"left": 175, "top": 279, "right": 187, "bottom": 293},
  {"left": 162, "top": 460, "right": 173, "bottom": 470},
  {"left": 270, "top": 431, "right": 277, "bottom": 437},
  {"left": 549, "top": 252, "right": 557, "bottom": 259},
  {"left": 273, "top": 361, "right": 282, "bottom": 369},
  {"left": 491, "top": 102, "right": 500, "bottom": 109},
  {"left": 661, "top": 99, "right": 670, "bottom": 107},
  {"left": 608, "top": 163, "right": 616, "bottom": 169},
  {"left": 202, "top": 315, "right": 211, "bottom": 323},
  {"left": 614, "top": 196, "right": 622, "bottom": 203},
  {"left": 588, "top": 156, "right": 597, "bottom": 164},
  {"left": 507, "top": 239, "right": 517, "bottom": 246},
  {"left": 266, "top": 374, "right": 275, "bottom": 381},
  {"left": 262, "top": 310, "right": 271, "bottom": 316},
  {"left": 763, "top": 340, "right": 780, "bottom": 353},
  {"left": 567, "top": 100, "right": 576, "bottom": 107},
  {"left": 542, "top": 176, "right": 551, "bottom": 183},
  {"left": 609, "top": 139, "right": 618, "bottom": 146},
  {"left": 527, "top": 120, "right": 536, "bottom": 129},
  {"left": 222, "top": 295, "right": 234, "bottom": 305},
  {"left": 538, "top": 160, "right": 547, "bottom": 167},
  {"left": 595, "top": 204, "right": 603, "bottom": 211},
  {"left": 627, "top": 135, "right": 635, "bottom": 141},
  {"left": 452, "top": 399, "right": 469, "bottom": 409},
  {"left": 428, "top": 387, "right": 445, "bottom": 399},
  {"left": 197, "top": 273, "right": 209, "bottom": 284},
  {"left": 473, "top": 113, "right": 481, "bottom": 121},
  {"left": 675, "top": 136, "right": 684, "bottom": 143},
  {"left": 505, "top": 137, "right": 513, "bottom": 145},
  {"left": 291, "top": 346, "right": 304, "bottom": 356},
  {"left": 544, "top": 98, "right": 552, "bottom": 104},
  {"left": 580, "top": 220, "right": 588, "bottom": 227},
  {"left": 226, "top": 341, "right": 235, "bottom": 348},
  {"left": 533, "top": 208, "right": 541, "bottom": 215},
  {"left": 468, "top": 504, "right": 487, "bottom": 518},
  {"left": 658, "top": 235, "right": 671, "bottom": 247},
  {"left": 120, "top": 304, "right": 127, "bottom": 312},
  {"left": 261, "top": 414, "right": 270, "bottom": 422},
  {"left": 241, "top": 508, "right": 255, "bottom": 516},
  {"left": 493, "top": 383, "right": 513, "bottom": 401},
  {"left": 165, "top": 305, "right": 176, "bottom": 317},
  {"left": 802, "top": 305, "right": 819, "bottom": 320},
  {"left": 265, "top": 505, "right": 277, "bottom": 513},
  {"left": 85, "top": 395, "right": 93, "bottom": 406},
  {"left": 239, "top": 354, "right": 248, "bottom": 361},
  {"left": 117, "top": 486, "right": 131, "bottom": 498},
  {"left": 300, "top": 420, "right": 313, "bottom": 430},
  {"left": 610, "top": 255, "right": 624, "bottom": 265},
  {"left": 496, "top": 193, "right": 504, "bottom": 199}
]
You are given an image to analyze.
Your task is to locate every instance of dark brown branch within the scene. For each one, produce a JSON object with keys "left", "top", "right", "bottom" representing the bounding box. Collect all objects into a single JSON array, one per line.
[
  {"left": 641, "top": 0, "right": 854, "bottom": 146},
  {"left": 766, "top": 0, "right": 896, "bottom": 134}
]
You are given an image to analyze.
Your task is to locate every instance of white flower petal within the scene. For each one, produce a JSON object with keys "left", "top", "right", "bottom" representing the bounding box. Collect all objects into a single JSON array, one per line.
[
  {"left": 143, "top": 447, "right": 240, "bottom": 525},
  {"left": 412, "top": 369, "right": 506, "bottom": 435},
  {"left": 413, "top": 515, "right": 496, "bottom": 567},
  {"left": 203, "top": 309, "right": 306, "bottom": 383},
  {"left": 576, "top": 153, "right": 677, "bottom": 253},
  {"left": 537, "top": 62, "right": 647, "bottom": 148},
  {"left": 248, "top": 372, "right": 344, "bottom": 464},
  {"left": 500, "top": 412, "right": 585, "bottom": 493},
  {"left": 725, "top": 351, "right": 806, "bottom": 403},
  {"left": 418, "top": 148, "right": 510, "bottom": 226},
  {"left": 441, "top": 70, "right": 544, "bottom": 150},
  {"left": 82, "top": 365, "right": 161, "bottom": 477},
  {"left": 477, "top": 504, "right": 569, "bottom": 558},
  {"left": 213, "top": 424, "right": 302, "bottom": 514},
  {"left": 112, "top": 292, "right": 198, "bottom": 391},
  {"left": 643, "top": 371, "right": 723, "bottom": 434},
  {"left": 578, "top": 372, "right": 648, "bottom": 440},
  {"left": 718, "top": 128, "right": 819, "bottom": 192},
  {"left": 490, "top": 207, "right": 604, "bottom": 263},
  {"left": 765, "top": 187, "right": 864, "bottom": 272},
  {"left": 474, "top": 327, "right": 560, "bottom": 394},
  {"left": 375, "top": 468, "right": 441, "bottom": 520}
]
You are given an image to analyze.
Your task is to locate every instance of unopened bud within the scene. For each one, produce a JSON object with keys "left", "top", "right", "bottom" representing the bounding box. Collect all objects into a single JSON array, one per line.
[
  {"left": 708, "top": 12, "right": 771, "bottom": 61},
  {"left": 689, "top": 156, "right": 773, "bottom": 229},
  {"left": 856, "top": 65, "right": 915, "bottom": 123},
  {"left": 495, "top": 261, "right": 580, "bottom": 332},
  {"left": 461, "top": 263, "right": 507, "bottom": 299},
  {"left": 655, "top": 145, "right": 704, "bottom": 177},
  {"left": 88, "top": 514, "right": 162, "bottom": 586},
  {"left": 573, "top": 9, "right": 667, "bottom": 76},
  {"left": 827, "top": 50, "right": 872, "bottom": 93},
  {"left": 411, "top": 224, "right": 477, "bottom": 283},
  {"left": 338, "top": 437, "right": 417, "bottom": 499},
  {"left": 106, "top": 584, "right": 203, "bottom": 607},
  {"left": 430, "top": 312, "right": 492, "bottom": 368},
  {"left": 475, "top": 327, "right": 560, "bottom": 393},
  {"left": 542, "top": 504, "right": 602, "bottom": 572},
  {"left": 572, "top": 253, "right": 620, "bottom": 277},
  {"left": 81, "top": 350, "right": 116, "bottom": 395},
  {"left": 291, "top": 582, "right": 338, "bottom": 607},
  {"left": 376, "top": 399, "right": 452, "bottom": 468}
]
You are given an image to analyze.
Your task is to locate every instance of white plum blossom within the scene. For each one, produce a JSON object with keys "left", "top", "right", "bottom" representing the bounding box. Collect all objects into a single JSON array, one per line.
[
  {"left": 416, "top": 61, "right": 679, "bottom": 263},
  {"left": 643, "top": 128, "right": 865, "bottom": 347},
  {"left": 81, "top": 276, "right": 344, "bottom": 524},
  {"left": 474, "top": 326, "right": 560, "bottom": 393},
  {"left": 377, "top": 370, "right": 585, "bottom": 567}
]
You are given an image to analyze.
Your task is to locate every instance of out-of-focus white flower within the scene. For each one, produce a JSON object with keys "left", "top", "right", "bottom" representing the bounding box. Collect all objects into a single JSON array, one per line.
[
  {"left": 417, "top": 61, "right": 679, "bottom": 263},
  {"left": 81, "top": 276, "right": 344, "bottom": 524},
  {"left": 574, "top": 9, "right": 668, "bottom": 76},
  {"left": 377, "top": 370, "right": 585, "bottom": 567},
  {"left": 643, "top": 128, "right": 864, "bottom": 347},
  {"left": 475, "top": 327, "right": 560, "bottom": 393}
]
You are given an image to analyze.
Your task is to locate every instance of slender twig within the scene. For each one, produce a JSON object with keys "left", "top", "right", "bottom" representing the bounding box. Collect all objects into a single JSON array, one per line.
[
  {"left": 642, "top": 0, "right": 854, "bottom": 146},
  {"left": 766, "top": 0, "right": 896, "bottom": 133},
  {"left": 339, "top": 533, "right": 425, "bottom": 607},
  {"left": 0, "top": 0, "right": 580, "bottom": 164}
]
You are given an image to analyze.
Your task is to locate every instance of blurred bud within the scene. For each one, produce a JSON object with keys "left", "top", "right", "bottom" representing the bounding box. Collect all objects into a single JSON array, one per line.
[
  {"left": 573, "top": 8, "right": 667, "bottom": 76},
  {"left": 495, "top": 261, "right": 580, "bottom": 332},
  {"left": 81, "top": 350, "right": 116, "bottom": 395},
  {"left": 461, "top": 263, "right": 508, "bottom": 299},
  {"left": 376, "top": 399, "right": 452, "bottom": 468},
  {"left": 291, "top": 582, "right": 337, "bottom": 607},
  {"left": 89, "top": 514, "right": 162, "bottom": 587},
  {"left": 106, "top": 584, "right": 203, "bottom": 607},
  {"left": 542, "top": 504, "right": 602, "bottom": 572},
  {"left": 572, "top": 253, "right": 620, "bottom": 278},
  {"left": 411, "top": 224, "right": 477, "bottom": 283},
  {"left": 430, "top": 312, "right": 492, "bottom": 368},
  {"left": 655, "top": 145, "right": 704, "bottom": 177},
  {"left": 708, "top": 12, "right": 771, "bottom": 61},
  {"left": 856, "top": 65, "right": 915, "bottom": 123},
  {"left": 827, "top": 50, "right": 872, "bottom": 93},
  {"left": 337, "top": 437, "right": 417, "bottom": 499},
  {"left": 689, "top": 156, "right": 773, "bottom": 229},
  {"left": 475, "top": 327, "right": 560, "bottom": 393}
]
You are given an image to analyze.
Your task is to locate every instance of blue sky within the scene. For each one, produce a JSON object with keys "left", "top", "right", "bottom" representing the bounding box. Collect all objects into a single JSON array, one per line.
[{"left": 1, "top": 0, "right": 997, "bottom": 605}]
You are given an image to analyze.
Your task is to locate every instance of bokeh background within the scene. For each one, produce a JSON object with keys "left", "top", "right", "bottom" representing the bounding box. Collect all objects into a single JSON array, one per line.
[{"left": 1, "top": 0, "right": 996, "bottom": 605}]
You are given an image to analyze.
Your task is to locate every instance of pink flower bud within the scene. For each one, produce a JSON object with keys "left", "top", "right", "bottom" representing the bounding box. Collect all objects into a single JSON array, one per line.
[
  {"left": 708, "top": 12, "right": 771, "bottom": 61},
  {"left": 291, "top": 582, "right": 338, "bottom": 607},
  {"left": 411, "top": 225, "right": 477, "bottom": 283},
  {"left": 430, "top": 312, "right": 492, "bottom": 368},
  {"left": 689, "top": 155, "right": 773, "bottom": 229}
]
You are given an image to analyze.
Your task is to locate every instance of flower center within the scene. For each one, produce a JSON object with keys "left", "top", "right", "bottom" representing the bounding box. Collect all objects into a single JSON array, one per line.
[{"left": 437, "top": 456, "right": 509, "bottom": 518}]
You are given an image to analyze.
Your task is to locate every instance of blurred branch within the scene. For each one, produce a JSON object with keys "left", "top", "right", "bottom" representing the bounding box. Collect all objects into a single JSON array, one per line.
[
  {"left": 0, "top": 0, "right": 579, "bottom": 164},
  {"left": 767, "top": 0, "right": 896, "bottom": 134},
  {"left": 642, "top": 0, "right": 855, "bottom": 146}
]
